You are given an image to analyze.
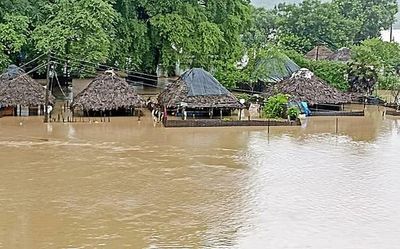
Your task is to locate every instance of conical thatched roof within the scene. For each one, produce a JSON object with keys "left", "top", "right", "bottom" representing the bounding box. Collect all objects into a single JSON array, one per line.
[
  {"left": 328, "top": 47, "right": 352, "bottom": 62},
  {"left": 72, "top": 72, "right": 144, "bottom": 111},
  {"left": 158, "top": 68, "right": 243, "bottom": 109},
  {"left": 264, "top": 69, "right": 353, "bottom": 105},
  {"left": 0, "top": 65, "right": 54, "bottom": 107},
  {"left": 305, "top": 45, "right": 334, "bottom": 60}
]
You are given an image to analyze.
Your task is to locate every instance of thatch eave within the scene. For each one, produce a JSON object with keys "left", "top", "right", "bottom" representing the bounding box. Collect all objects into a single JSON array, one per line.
[
  {"left": 71, "top": 73, "right": 145, "bottom": 112},
  {"left": 264, "top": 69, "right": 353, "bottom": 105},
  {"left": 0, "top": 65, "right": 54, "bottom": 107},
  {"left": 158, "top": 68, "right": 244, "bottom": 109}
]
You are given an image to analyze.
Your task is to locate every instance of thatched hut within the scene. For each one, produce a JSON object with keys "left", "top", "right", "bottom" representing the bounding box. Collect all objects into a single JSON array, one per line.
[
  {"left": 71, "top": 72, "right": 144, "bottom": 116},
  {"left": 158, "top": 68, "right": 243, "bottom": 111},
  {"left": 0, "top": 65, "right": 54, "bottom": 116},
  {"left": 328, "top": 47, "right": 352, "bottom": 62},
  {"left": 305, "top": 45, "right": 334, "bottom": 61},
  {"left": 265, "top": 69, "right": 353, "bottom": 105},
  {"left": 255, "top": 55, "right": 300, "bottom": 83}
]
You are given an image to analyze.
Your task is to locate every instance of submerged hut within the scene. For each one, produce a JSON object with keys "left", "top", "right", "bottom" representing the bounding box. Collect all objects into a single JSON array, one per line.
[
  {"left": 0, "top": 65, "right": 53, "bottom": 116},
  {"left": 255, "top": 55, "right": 300, "bottom": 83},
  {"left": 158, "top": 68, "right": 243, "bottom": 117},
  {"left": 71, "top": 71, "right": 144, "bottom": 116},
  {"left": 328, "top": 47, "right": 352, "bottom": 62},
  {"left": 305, "top": 45, "right": 334, "bottom": 61},
  {"left": 265, "top": 69, "right": 353, "bottom": 106}
]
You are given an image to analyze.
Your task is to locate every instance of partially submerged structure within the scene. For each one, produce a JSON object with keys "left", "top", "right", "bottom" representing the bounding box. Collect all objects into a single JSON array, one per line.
[
  {"left": 305, "top": 45, "right": 334, "bottom": 61},
  {"left": 328, "top": 47, "right": 352, "bottom": 62},
  {"left": 71, "top": 71, "right": 144, "bottom": 116},
  {"left": 255, "top": 55, "right": 300, "bottom": 83},
  {"left": 265, "top": 69, "right": 355, "bottom": 113},
  {"left": 158, "top": 68, "right": 243, "bottom": 112},
  {"left": 0, "top": 65, "right": 53, "bottom": 116}
]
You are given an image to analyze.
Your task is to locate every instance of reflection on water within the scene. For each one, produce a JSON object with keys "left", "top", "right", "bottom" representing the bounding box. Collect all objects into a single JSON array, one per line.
[{"left": 0, "top": 106, "right": 399, "bottom": 249}]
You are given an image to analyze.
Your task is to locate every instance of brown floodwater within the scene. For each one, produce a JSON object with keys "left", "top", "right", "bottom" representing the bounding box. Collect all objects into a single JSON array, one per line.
[{"left": 0, "top": 106, "right": 399, "bottom": 249}]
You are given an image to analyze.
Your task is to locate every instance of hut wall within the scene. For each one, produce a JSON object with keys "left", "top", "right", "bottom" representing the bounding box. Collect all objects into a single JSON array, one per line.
[{"left": 163, "top": 119, "right": 301, "bottom": 128}]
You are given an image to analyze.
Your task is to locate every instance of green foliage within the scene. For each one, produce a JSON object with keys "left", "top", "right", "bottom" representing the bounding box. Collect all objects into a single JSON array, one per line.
[
  {"left": 352, "top": 38, "right": 400, "bottom": 92},
  {"left": 276, "top": 0, "right": 358, "bottom": 52},
  {"left": 263, "top": 93, "right": 289, "bottom": 119},
  {"left": 287, "top": 106, "right": 300, "bottom": 120},
  {"left": 352, "top": 38, "right": 400, "bottom": 71},
  {"left": 348, "top": 62, "right": 378, "bottom": 94},
  {"left": 0, "top": 13, "right": 29, "bottom": 70},
  {"left": 32, "top": 0, "right": 116, "bottom": 66},
  {"left": 333, "top": 0, "right": 398, "bottom": 42},
  {"left": 242, "top": 6, "right": 278, "bottom": 49}
]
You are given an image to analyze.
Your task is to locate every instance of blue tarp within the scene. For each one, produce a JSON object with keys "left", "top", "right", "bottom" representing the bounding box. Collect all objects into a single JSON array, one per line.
[
  {"left": 300, "top": 102, "right": 311, "bottom": 116},
  {"left": 181, "top": 68, "right": 230, "bottom": 97},
  {"left": 255, "top": 55, "right": 300, "bottom": 83}
]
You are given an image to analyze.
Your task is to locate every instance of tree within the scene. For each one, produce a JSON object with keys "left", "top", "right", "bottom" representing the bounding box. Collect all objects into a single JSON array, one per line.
[
  {"left": 333, "top": 0, "right": 398, "bottom": 42},
  {"left": 276, "top": 0, "right": 359, "bottom": 53},
  {"left": 32, "top": 0, "right": 116, "bottom": 69},
  {"left": 0, "top": 14, "right": 29, "bottom": 70},
  {"left": 242, "top": 6, "right": 278, "bottom": 49},
  {"left": 351, "top": 38, "right": 400, "bottom": 94}
]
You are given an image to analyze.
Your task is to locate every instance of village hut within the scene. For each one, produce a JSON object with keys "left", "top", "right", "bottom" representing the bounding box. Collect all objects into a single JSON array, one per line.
[
  {"left": 305, "top": 45, "right": 334, "bottom": 61},
  {"left": 265, "top": 69, "right": 353, "bottom": 105},
  {"left": 158, "top": 68, "right": 243, "bottom": 111},
  {"left": 255, "top": 55, "right": 300, "bottom": 83},
  {"left": 328, "top": 47, "right": 352, "bottom": 62},
  {"left": 0, "top": 65, "right": 54, "bottom": 116},
  {"left": 71, "top": 71, "right": 144, "bottom": 116}
]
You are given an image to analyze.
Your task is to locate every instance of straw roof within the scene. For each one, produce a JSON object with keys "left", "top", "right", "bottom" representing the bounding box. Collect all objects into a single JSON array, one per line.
[
  {"left": 158, "top": 68, "right": 243, "bottom": 109},
  {"left": 264, "top": 69, "right": 353, "bottom": 105},
  {"left": 72, "top": 72, "right": 144, "bottom": 111},
  {"left": 0, "top": 65, "right": 54, "bottom": 107},
  {"left": 328, "top": 47, "right": 352, "bottom": 62},
  {"left": 305, "top": 45, "right": 334, "bottom": 60}
]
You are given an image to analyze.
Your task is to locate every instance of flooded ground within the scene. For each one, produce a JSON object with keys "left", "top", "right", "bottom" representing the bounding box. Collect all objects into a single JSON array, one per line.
[{"left": 0, "top": 106, "right": 399, "bottom": 249}]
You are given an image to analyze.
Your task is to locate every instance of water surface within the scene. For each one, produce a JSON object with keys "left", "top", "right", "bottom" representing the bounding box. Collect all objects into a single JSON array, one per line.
[{"left": 0, "top": 107, "right": 399, "bottom": 249}]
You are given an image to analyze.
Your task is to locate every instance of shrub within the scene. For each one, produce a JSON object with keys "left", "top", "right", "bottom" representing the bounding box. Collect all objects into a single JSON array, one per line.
[
  {"left": 263, "top": 93, "right": 289, "bottom": 119},
  {"left": 287, "top": 106, "right": 300, "bottom": 120}
]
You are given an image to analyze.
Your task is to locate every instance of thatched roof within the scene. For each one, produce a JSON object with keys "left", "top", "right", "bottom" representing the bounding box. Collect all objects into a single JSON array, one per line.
[
  {"left": 0, "top": 65, "right": 54, "bottom": 107},
  {"left": 328, "top": 47, "right": 352, "bottom": 62},
  {"left": 158, "top": 68, "right": 243, "bottom": 109},
  {"left": 265, "top": 69, "right": 353, "bottom": 105},
  {"left": 305, "top": 45, "right": 334, "bottom": 60},
  {"left": 71, "top": 72, "right": 144, "bottom": 111}
]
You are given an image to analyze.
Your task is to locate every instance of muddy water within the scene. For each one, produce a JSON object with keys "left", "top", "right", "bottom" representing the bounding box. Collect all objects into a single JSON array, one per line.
[{"left": 0, "top": 106, "right": 399, "bottom": 249}]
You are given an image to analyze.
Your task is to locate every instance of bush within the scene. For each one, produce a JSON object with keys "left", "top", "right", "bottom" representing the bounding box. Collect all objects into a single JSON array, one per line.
[
  {"left": 287, "top": 106, "right": 300, "bottom": 120},
  {"left": 263, "top": 93, "right": 289, "bottom": 119}
]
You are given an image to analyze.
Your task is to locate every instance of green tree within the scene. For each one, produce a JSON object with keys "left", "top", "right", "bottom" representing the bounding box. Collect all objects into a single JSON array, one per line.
[
  {"left": 333, "top": 0, "right": 398, "bottom": 42},
  {"left": 352, "top": 38, "right": 400, "bottom": 94},
  {"left": 0, "top": 14, "right": 29, "bottom": 70},
  {"left": 242, "top": 6, "right": 278, "bottom": 49},
  {"left": 32, "top": 0, "right": 116, "bottom": 67},
  {"left": 276, "top": 0, "right": 358, "bottom": 53}
]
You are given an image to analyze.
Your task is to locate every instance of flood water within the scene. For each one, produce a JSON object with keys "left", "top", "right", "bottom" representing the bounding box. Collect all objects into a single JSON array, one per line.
[{"left": 0, "top": 106, "right": 399, "bottom": 249}]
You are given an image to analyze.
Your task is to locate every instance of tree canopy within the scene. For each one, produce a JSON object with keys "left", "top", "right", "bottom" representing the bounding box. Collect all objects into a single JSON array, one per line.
[{"left": 0, "top": 0, "right": 398, "bottom": 92}]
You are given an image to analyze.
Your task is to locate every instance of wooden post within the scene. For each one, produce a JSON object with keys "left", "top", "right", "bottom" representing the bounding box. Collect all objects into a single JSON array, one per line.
[
  {"left": 44, "top": 54, "right": 51, "bottom": 123},
  {"left": 335, "top": 118, "right": 339, "bottom": 134}
]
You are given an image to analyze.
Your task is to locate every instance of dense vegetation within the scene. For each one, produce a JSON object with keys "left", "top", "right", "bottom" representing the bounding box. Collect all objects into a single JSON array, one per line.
[{"left": 0, "top": 0, "right": 399, "bottom": 98}]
